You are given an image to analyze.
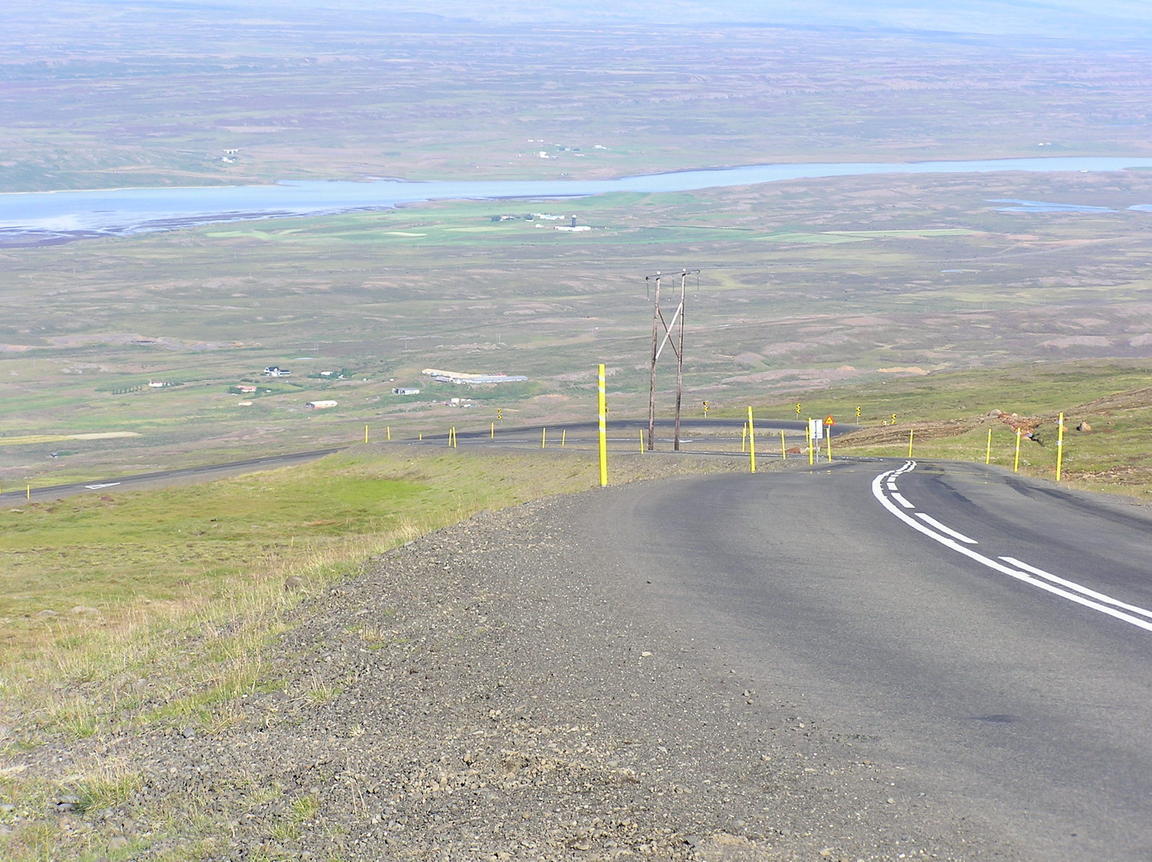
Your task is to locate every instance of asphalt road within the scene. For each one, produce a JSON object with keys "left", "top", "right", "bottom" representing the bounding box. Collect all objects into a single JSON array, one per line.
[
  {"left": 0, "top": 447, "right": 342, "bottom": 507},
  {"left": 1, "top": 417, "right": 836, "bottom": 506},
  {"left": 564, "top": 458, "right": 1152, "bottom": 860}
]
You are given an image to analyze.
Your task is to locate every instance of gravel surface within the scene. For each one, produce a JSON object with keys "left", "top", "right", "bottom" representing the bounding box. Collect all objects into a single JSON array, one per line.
[{"left": 9, "top": 468, "right": 1021, "bottom": 860}]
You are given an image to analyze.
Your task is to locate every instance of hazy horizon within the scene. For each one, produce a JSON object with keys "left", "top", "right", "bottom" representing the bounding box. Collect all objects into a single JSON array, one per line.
[{"left": 82, "top": 0, "right": 1152, "bottom": 39}]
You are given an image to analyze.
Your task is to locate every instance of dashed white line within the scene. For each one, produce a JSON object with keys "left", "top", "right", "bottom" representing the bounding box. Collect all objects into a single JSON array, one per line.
[
  {"left": 872, "top": 462, "right": 1152, "bottom": 633},
  {"left": 915, "top": 512, "right": 978, "bottom": 544}
]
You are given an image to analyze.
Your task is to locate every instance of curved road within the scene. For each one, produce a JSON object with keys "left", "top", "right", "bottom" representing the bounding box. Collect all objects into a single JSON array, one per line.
[
  {"left": 1, "top": 417, "right": 840, "bottom": 506},
  {"left": 560, "top": 458, "right": 1152, "bottom": 860},
  {"left": 6, "top": 423, "right": 1151, "bottom": 856}
]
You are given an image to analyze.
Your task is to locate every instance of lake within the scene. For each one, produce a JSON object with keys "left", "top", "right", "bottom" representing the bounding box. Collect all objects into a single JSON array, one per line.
[{"left": 3, "top": 156, "right": 1152, "bottom": 246}]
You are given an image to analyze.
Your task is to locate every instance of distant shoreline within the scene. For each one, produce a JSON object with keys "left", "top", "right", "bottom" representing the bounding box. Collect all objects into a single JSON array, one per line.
[{"left": 3, "top": 155, "right": 1152, "bottom": 246}]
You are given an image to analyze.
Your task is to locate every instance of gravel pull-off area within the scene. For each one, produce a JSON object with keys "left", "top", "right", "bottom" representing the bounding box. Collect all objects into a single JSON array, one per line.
[{"left": 24, "top": 478, "right": 1020, "bottom": 860}]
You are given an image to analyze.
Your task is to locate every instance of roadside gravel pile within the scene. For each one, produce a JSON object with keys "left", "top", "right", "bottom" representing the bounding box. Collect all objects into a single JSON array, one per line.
[{"left": 15, "top": 471, "right": 1018, "bottom": 860}]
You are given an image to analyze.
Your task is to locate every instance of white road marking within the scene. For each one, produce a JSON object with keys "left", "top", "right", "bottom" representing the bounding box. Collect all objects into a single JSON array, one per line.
[
  {"left": 890, "top": 492, "right": 915, "bottom": 509},
  {"left": 915, "top": 512, "right": 978, "bottom": 544},
  {"left": 84, "top": 482, "right": 121, "bottom": 490},
  {"left": 872, "top": 463, "right": 1152, "bottom": 633},
  {"left": 1001, "top": 557, "right": 1152, "bottom": 622}
]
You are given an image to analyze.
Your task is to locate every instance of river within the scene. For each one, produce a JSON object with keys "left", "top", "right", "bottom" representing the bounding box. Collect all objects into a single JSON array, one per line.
[{"left": 2, "top": 156, "right": 1151, "bottom": 245}]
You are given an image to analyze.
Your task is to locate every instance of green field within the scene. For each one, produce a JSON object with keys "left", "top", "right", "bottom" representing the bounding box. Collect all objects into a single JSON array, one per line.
[{"left": 4, "top": 167, "right": 1152, "bottom": 491}]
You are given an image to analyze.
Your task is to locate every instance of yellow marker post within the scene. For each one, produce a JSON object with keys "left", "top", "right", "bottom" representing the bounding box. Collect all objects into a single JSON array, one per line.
[
  {"left": 985, "top": 427, "right": 992, "bottom": 465},
  {"left": 807, "top": 420, "right": 814, "bottom": 466},
  {"left": 1013, "top": 428, "right": 1022, "bottom": 473},
  {"left": 639, "top": 428, "right": 645, "bottom": 453},
  {"left": 418, "top": 431, "right": 423, "bottom": 441},
  {"left": 747, "top": 407, "right": 756, "bottom": 473},
  {"left": 26, "top": 484, "right": 31, "bottom": 501},
  {"left": 490, "top": 422, "right": 495, "bottom": 439},
  {"left": 907, "top": 428, "right": 914, "bottom": 459},
  {"left": 364, "top": 424, "right": 369, "bottom": 444},
  {"left": 561, "top": 429, "right": 566, "bottom": 448},
  {"left": 1056, "top": 412, "right": 1066, "bottom": 482},
  {"left": 826, "top": 427, "right": 832, "bottom": 462},
  {"left": 541, "top": 427, "right": 547, "bottom": 449},
  {"left": 597, "top": 364, "right": 608, "bottom": 487},
  {"left": 386, "top": 426, "right": 391, "bottom": 442},
  {"left": 779, "top": 429, "right": 787, "bottom": 460}
]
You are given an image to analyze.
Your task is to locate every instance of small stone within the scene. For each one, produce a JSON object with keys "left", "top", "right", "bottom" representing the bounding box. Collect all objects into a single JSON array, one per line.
[
  {"left": 180, "top": 726, "right": 197, "bottom": 739},
  {"left": 54, "top": 795, "right": 82, "bottom": 813}
]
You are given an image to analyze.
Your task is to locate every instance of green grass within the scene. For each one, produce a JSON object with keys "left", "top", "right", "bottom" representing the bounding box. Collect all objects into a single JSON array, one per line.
[
  {"left": 0, "top": 443, "right": 731, "bottom": 860},
  {"left": 753, "top": 360, "right": 1152, "bottom": 495}
]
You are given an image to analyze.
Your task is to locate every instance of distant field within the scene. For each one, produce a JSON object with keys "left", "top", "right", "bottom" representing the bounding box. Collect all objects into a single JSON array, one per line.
[
  {"left": 2, "top": 5, "right": 1152, "bottom": 191},
  {"left": 2, "top": 167, "right": 1152, "bottom": 487},
  {"left": 2, "top": 5, "right": 1151, "bottom": 486}
]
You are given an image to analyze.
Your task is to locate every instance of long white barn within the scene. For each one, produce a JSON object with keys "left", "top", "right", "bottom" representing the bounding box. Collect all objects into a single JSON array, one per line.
[{"left": 422, "top": 368, "right": 528, "bottom": 385}]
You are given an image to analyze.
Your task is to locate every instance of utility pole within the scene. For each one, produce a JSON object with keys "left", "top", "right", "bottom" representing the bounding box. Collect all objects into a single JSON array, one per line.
[{"left": 645, "top": 268, "right": 700, "bottom": 452}]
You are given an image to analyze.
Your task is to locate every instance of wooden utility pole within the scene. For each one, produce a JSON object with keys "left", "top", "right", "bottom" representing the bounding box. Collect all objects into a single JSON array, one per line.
[{"left": 645, "top": 268, "right": 699, "bottom": 452}]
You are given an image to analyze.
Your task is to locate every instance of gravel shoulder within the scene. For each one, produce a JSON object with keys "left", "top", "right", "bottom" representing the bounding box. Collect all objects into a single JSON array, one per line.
[{"left": 7, "top": 458, "right": 1022, "bottom": 860}]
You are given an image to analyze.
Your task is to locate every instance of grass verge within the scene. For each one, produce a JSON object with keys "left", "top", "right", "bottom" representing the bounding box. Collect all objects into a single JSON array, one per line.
[
  {"left": 0, "top": 443, "right": 731, "bottom": 859},
  {"left": 752, "top": 360, "right": 1152, "bottom": 497}
]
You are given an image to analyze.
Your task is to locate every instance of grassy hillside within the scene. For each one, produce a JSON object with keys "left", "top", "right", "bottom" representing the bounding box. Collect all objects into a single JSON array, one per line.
[{"left": 755, "top": 360, "right": 1152, "bottom": 496}]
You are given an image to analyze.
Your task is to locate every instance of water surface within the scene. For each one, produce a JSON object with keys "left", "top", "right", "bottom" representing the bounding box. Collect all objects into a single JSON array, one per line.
[{"left": 3, "top": 156, "right": 1152, "bottom": 245}]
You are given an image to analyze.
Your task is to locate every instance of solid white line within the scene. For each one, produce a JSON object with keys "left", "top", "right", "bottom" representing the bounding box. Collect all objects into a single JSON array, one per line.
[
  {"left": 890, "top": 492, "right": 915, "bottom": 509},
  {"left": 1001, "top": 556, "right": 1152, "bottom": 622},
  {"left": 870, "top": 466, "right": 1152, "bottom": 634},
  {"left": 915, "top": 512, "right": 978, "bottom": 544}
]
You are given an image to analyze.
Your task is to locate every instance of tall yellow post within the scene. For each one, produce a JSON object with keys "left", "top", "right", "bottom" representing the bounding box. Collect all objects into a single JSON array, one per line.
[
  {"left": 597, "top": 364, "right": 608, "bottom": 487},
  {"left": 1013, "top": 428, "right": 1022, "bottom": 473},
  {"left": 541, "top": 427, "right": 547, "bottom": 449},
  {"left": 747, "top": 407, "right": 756, "bottom": 473},
  {"left": 985, "top": 427, "right": 992, "bottom": 465},
  {"left": 26, "top": 484, "right": 31, "bottom": 500},
  {"left": 639, "top": 428, "right": 645, "bottom": 453},
  {"left": 418, "top": 431, "right": 423, "bottom": 441},
  {"left": 386, "top": 426, "right": 391, "bottom": 442},
  {"left": 779, "top": 428, "right": 786, "bottom": 460},
  {"left": 364, "top": 424, "right": 369, "bottom": 444},
  {"left": 907, "top": 428, "right": 915, "bottom": 459},
  {"left": 490, "top": 422, "right": 495, "bottom": 439},
  {"left": 561, "top": 429, "right": 566, "bottom": 447},
  {"left": 826, "top": 426, "right": 832, "bottom": 462},
  {"left": 1056, "top": 412, "right": 1065, "bottom": 481},
  {"left": 807, "top": 420, "right": 814, "bottom": 466}
]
